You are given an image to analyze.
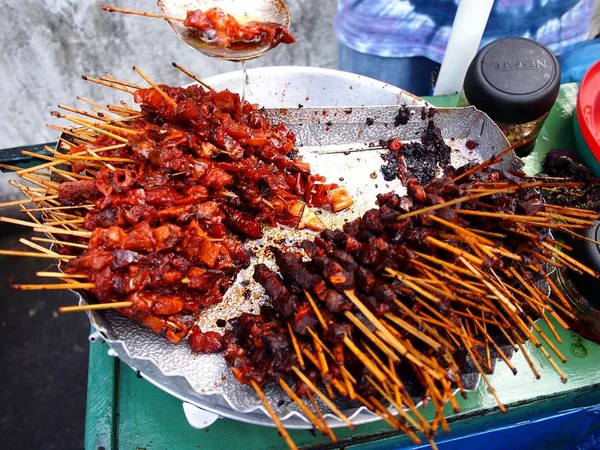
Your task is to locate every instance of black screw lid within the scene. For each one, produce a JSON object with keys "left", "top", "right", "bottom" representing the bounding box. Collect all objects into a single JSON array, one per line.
[
  {"left": 570, "top": 218, "right": 600, "bottom": 304},
  {"left": 463, "top": 37, "right": 561, "bottom": 124}
]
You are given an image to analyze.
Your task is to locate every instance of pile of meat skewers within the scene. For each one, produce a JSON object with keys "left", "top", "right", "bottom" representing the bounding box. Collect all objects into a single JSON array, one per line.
[
  {"left": 220, "top": 164, "right": 599, "bottom": 448},
  {"left": 7, "top": 73, "right": 352, "bottom": 347}
]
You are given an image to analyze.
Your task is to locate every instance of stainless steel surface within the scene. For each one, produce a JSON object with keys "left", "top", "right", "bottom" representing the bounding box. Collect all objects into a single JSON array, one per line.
[
  {"left": 203, "top": 66, "right": 426, "bottom": 108},
  {"left": 158, "top": 0, "right": 291, "bottom": 61},
  {"left": 79, "top": 67, "right": 516, "bottom": 429}
]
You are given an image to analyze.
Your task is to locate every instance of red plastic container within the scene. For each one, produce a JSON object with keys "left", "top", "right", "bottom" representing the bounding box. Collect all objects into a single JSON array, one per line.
[{"left": 574, "top": 60, "right": 600, "bottom": 175}]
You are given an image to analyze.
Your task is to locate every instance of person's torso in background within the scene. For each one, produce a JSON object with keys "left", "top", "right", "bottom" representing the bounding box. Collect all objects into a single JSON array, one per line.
[{"left": 334, "top": 0, "right": 595, "bottom": 61}]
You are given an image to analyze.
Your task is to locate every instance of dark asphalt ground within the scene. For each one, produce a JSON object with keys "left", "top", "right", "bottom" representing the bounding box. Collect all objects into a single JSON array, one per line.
[{"left": 0, "top": 200, "right": 89, "bottom": 450}]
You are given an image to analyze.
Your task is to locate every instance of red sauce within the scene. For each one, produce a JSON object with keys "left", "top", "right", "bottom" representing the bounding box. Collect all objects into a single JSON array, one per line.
[{"left": 183, "top": 8, "right": 295, "bottom": 50}]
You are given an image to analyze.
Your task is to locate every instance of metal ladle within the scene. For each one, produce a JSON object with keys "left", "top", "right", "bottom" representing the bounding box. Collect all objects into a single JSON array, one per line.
[{"left": 157, "top": 0, "right": 291, "bottom": 61}]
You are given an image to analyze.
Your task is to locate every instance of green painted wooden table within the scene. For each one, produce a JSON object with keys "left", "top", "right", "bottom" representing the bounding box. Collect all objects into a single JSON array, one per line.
[{"left": 84, "top": 84, "right": 600, "bottom": 450}]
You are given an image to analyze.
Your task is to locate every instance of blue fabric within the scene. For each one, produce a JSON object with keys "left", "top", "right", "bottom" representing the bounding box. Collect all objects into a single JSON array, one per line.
[
  {"left": 394, "top": 405, "right": 600, "bottom": 450},
  {"left": 559, "top": 39, "right": 600, "bottom": 84},
  {"left": 338, "top": 44, "right": 439, "bottom": 96},
  {"left": 334, "top": 0, "right": 595, "bottom": 62}
]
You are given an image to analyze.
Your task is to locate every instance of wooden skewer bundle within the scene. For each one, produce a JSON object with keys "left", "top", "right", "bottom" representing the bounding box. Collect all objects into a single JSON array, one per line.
[{"left": 0, "top": 64, "right": 597, "bottom": 450}]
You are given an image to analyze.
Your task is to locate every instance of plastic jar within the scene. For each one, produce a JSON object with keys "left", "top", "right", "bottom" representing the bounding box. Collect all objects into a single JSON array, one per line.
[
  {"left": 554, "top": 217, "right": 600, "bottom": 343},
  {"left": 460, "top": 37, "right": 561, "bottom": 157}
]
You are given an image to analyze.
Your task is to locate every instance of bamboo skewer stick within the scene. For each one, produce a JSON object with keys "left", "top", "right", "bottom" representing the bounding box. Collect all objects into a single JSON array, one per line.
[
  {"left": 58, "top": 301, "right": 133, "bottom": 313},
  {"left": 393, "top": 301, "right": 456, "bottom": 351},
  {"left": 513, "top": 331, "right": 541, "bottom": 379},
  {"left": 540, "top": 272, "right": 573, "bottom": 312},
  {"left": 527, "top": 250, "right": 563, "bottom": 269},
  {"left": 413, "top": 251, "right": 477, "bottom": 278},
  {"left": 379, "top": 322, "right": 444, "bottom": 379},
  {"left": 249, "top": 380, "right": 298, "bottom": 450},
  {"left": 171, "top": 62, "right": 215, "bottom": 91},
  {"left": 426, "top": 236, "right": 484, "bottom": 265},
  {"left": 46, "top": 124, "right": 95, "bottom": 143},
  {"left": 101, "top": 74, "right": 145, "bottom": 90},
  {"left": 133, "top": 66, "right": 178, "bottom": 107},
  {"left": 77, "top": 96, "right": 120, "bottom": 117},
  {"left": 81, "top": 74, "right": 135, "bottom": 95},
  {"left": 52, "top": 113, "right": 130, "bottom": 143},
  {"left": 391, "top": 273, "right": 443, "bottom": 305},
  {"left": 0, "top": 163, "right": 23, "bottom": 171},
  {"left": 308, "top": 330, "right": 329, "bottom": 376},
  {"left": 469, "top": 310, "right": 517, "bottom": 375},
  {"left": 343, "top": 337, "right": 387, "bottom": 383},
  {"left": 13, "top": 282, "right": 94, "bottom": 290},
  {"left": 558, "top": 226, "right": 600, "bottom": 246},
  {"left": 344, "top": 311, "right": 400, "bottom": 363},
  {"left": 56, "top": 104, "right": 110, "bottom": 122},
  {"left": 510, "top": 227, "right": 574, "bottom": 252},
  {"left": 0, "top": 195, "right": 59, "bottom": 208},
  {"left": 365, "top": 376, "right": 425, "bottom": 438},
  {"left": 36, "top": 271, "right": 88, "bottom": 279},
  {"left": 304, "top": 290, "right": 328, "bottom": 330},
  {"left": 542, "top": 242, "right": 599, "bottom": 278},
  {"left": 0, "top": 214, "right": 75, "bottom": 232},
  {"left": 384, "top": 314, "right": 442, "bottom": 351},
  {"left": 43, "top": 218, "right": 85, "bottom": 227},
  {"left": 459, "top": 327, "right": 507, "bottom": 413},
  {"left": 31, "top": 236, "right": 88, "bottom": 249},
  {"left": 454, "top": 209, "right": 551, "bottom": 224},
  {"left": 287, "top": 323, "right": 305, "bottom": 368},
  {"left": 538, "top": 345, "right": 568, "bottom": 383},
  {"left": 550, "top": 310, "right": 571, "bottom": 330},
  {"left": 25, "top": 204, "right": 91, "bottom": 213},
  {"left": 305, "top": 328, "right": 337, "bottom": 364},
  {"left": 396, "top": 190, "right": 509, "bottom": 221},
  {"left": 367, "top": 395, "right": 405, "bottom": 431},
  {"left": 17, "top": 159, "right": 63, "bottom": 175},
  {"left": 545, "top": 204, "right": 599, "bottom": 219},
  {"left": 362, "top": 344, "right": 405, "bottom": 390},
  {"left": 517, "top": 269, "right": 563, "bottom": 344},
  {"left": 482, "top": 314, "right": 493, "bottom": 374},
  {"left": 527, "top": 315, "right": 565, "bottom": 365},
  {"left": 429, "top": 214, "right": 494, "bottom": 245},
  {"left": 101, "top": 5, "right": 184, "bottom": 21},
  {"left": 344, "top": 290, "right": 425, "bottom": 367},
  {"left": 305, "top": 392, "right": 336, "bottom": 441},
  {"left": 33, "top": 226, "right": 91, "bottom": 238},
  {"left": 53, "top": 113, "right": 138, "bottom": 135},
  {"left": 538, "top": 211, "right": 597, "bottom": 226},
  {"left": 452, "top": 140, "right": 526, "bottom": 183},
  {"left": 18, "top": 238, "right": 59, "bottom": 257},
  {"left": 302, "top": 348, "right": 321, "bottom": 371},
  {"left": 291, "top": 366, "right": 354, "bottom": 429},
  {"left": 278, "top": 379, "right": 328, "bottom": 436}
]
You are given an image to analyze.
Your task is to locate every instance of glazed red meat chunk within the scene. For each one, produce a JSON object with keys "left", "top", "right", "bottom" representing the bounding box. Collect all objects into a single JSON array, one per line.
[
  {"left": 124, "top": 222, "right": 156, "bottom": 252},
  {"left": 189, "top": 326, "right": 224, "bottom": 353},
  {"left": 58, "top": 180, "right": 99, "bottom": 206}
]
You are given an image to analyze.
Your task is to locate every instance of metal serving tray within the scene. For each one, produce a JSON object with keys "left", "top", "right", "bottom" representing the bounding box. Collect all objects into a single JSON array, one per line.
[{"left": 79, "top": 67, "right": 517, "bottom": 429}]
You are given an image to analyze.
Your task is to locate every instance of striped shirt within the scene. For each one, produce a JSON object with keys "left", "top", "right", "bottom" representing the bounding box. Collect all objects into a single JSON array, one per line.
[{"left": 334, "top": 0, "right": 595, "bottom": 61}]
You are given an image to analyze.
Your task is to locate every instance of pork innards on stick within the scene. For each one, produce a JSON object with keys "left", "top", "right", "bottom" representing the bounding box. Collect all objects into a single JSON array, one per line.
[{"left": 57, "top": 84, "right": 352, "bottom": 345}]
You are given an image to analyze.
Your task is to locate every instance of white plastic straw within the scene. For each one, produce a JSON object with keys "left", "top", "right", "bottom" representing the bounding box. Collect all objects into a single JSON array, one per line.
[{"left": 433, "top": 0, "right": 495, "bottom": 96}]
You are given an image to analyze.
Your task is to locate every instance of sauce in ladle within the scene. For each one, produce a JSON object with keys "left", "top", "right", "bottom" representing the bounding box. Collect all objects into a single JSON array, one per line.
[{"left": 183, "top": 8, "right": 295, "bottom": 51}]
